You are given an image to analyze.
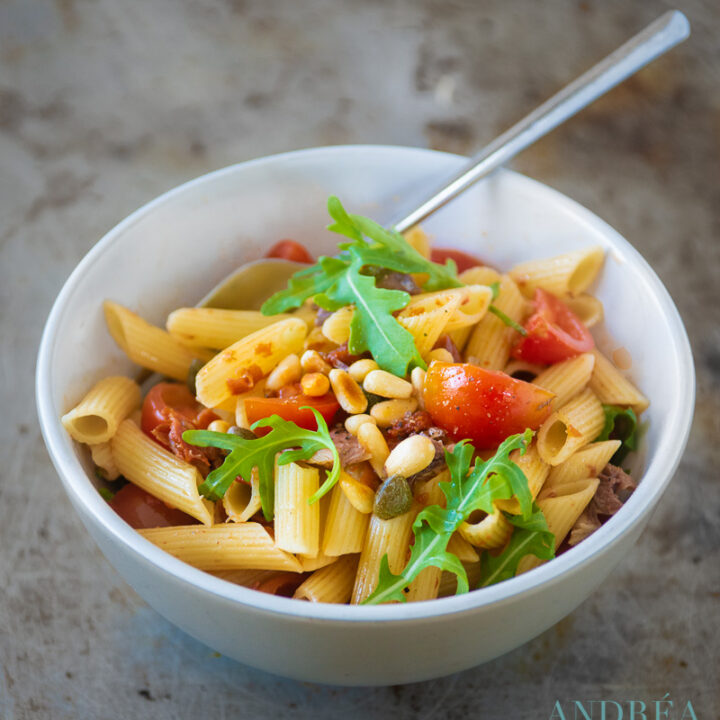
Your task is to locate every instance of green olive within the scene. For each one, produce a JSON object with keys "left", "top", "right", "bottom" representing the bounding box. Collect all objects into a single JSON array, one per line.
[
  {"left": 228, "top": 426, "right": 257, "bottom": 440},
  {"left": 373, "top": 475, "right": 412, "bottom": 520},
  {"left": 186, "top": 358, "right": 205, "bottom": 395}
]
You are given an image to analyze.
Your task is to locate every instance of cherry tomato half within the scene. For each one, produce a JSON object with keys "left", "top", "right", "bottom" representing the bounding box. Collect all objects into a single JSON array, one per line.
[
  {"left": 141, "top": 383, "right": 215, "bottom": 438},
  {"left": 430, "top": 247, "right": 485, "bottom": 274},
  {"left": 109, "top": 484, "right": 197, "bottom": 529},
  {"left": 265, "top": 239, "right": 314, "bottom": 264},
  {"left": 511, "top": 289, "right": 594, "bottom": 365},
  {"left": 244, "top": 393, "right": 339, "bottom": 432},
  {"left": 424, "top": 362, "right": 555, "bottom": 449}
]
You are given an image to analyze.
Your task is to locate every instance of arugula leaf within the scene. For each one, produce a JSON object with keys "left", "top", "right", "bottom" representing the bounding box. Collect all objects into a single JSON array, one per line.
[
  {"left": 262, "top": 196, "right": 463, "bottom": 372},
  {"left": 315, "top": 251, "right": 425, "bottom": 376},
  {"left": 596, "top": 404, "right": 638, "bottom": 464},
  {"left": 183, "top": 408, "right": 340, "bottom": 521},
  {"left": 363, "top": 430, "right": 535, "bottom": 605},
  {"left": 261, "top": 255, "right": 349, "bottom": 315},
  {"left": 478, "top": 507, "right": 555, "bottom": 587}
]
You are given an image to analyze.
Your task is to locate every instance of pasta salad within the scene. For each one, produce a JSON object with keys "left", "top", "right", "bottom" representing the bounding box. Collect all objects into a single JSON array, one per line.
[{"left": 61, "top": 197, "right": 647, "bottom": 604}]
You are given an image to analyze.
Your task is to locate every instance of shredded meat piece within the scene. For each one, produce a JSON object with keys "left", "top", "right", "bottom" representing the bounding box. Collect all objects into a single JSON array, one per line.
[
  {"left": 374, "top": 271, "right": 421, "bottom": 295},
  {"left": 309, "top": 428, "right": 371, "bottom": 467},
  {"left": 408, "top": 436, "right": 448, "bottom": 483},
  {"left": 386, "top": 411, "right": 435, "bottom": 441},
  {"left": 321, "top": 343, "right": 366, "bottom": 370},
  {"left": 568, "top": 463, "right": 636, "bottom": 546},
  {"left": 151, "top": 410, "right": 224, "bottom": 474},
  {"left": 433, "top": 334, "right": 462, "bottom": 362},
  {"left": 314, "top": 306, "right": 332, "bottom": 326}
]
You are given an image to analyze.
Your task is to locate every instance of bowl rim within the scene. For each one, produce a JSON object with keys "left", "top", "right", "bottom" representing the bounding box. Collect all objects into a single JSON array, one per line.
[{"left": 36, "top": 144, "right": 695, "bottom": 622}]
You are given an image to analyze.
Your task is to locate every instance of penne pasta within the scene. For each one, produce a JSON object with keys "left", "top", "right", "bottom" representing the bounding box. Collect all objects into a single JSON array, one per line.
[
  {"left": 167, "top": 307, "right": 291, "bottom": 349},
  {"left": 397, "top": 292, "right": 462, "bottom": 357},
  {"left": 465, "top": 274, "right": 526, "bottom": 370},
  {"left": 351, "top": 508, "right": 417, "bottom": 604},
  {"left": 139, "top": 523, "right": 303, "bottom": 572},
  {"left": 103, "top": 301, "right": 206, "bottom": 381},
  {"left": 588, "top": 349, "right": 649, "bottom": 413},
  {"left": 536, "top": 388, "right": 605, "bottom": 466},
  {"left": 509, "top": 246, "right": 605, "bottom": 298},
  {"left": 518, "top": 478, "right": 600, "bottom": 574},
  {"left": 294, "top": 554, "right": 360, "bottom": 603},
  {"left": 195, "top": 318, "right": 307, "bottom": 409},
  {"left": 446, "top": 532, "right": 480, "bottom": 563},
  {"left": 545, "top": 440, "right": 621, "bottom": 489},
  {"left": 89, "top": 441, "right": 120, "bottom": 480},
  {"left": 494, "top": 443, "right": 550, "bottom": 514},
  {"left": 222, "top": 469, "right": 262, "bottom": 523},
  {"left": 533, "top": 353, "right": 595, "bottom": 409},
  {"left": 212, "top": 568, "right": 279, "bottom": 588},
  {"left": 322, "top": 483, "right": 370, "bottom": 556},
  {"left": 402, "top": 226, "right": 431, "bottom": 258},
  {"left": 438, "top": 561, "right": 483, "bottom": 598},
  {"left": 62, "top": 375, "right": 141, "bottom": 444},
  {"left": 565, "top": 294, "right": 604, "bottom": 328},
  {"left": 458, "top": 507, "right": 513, "bottom": 550},
  {"left": 274, "top": 461, "right": 321, "bottom": 556},
  {"left": 458, "top": 266, "right": 501, "bottom": 286},
  {"left": 111, "top": 419, "right": 214, "bottom": 525}
]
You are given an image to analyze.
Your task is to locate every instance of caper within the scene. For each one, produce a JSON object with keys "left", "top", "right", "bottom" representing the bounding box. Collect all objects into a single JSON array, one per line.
[
  {"left": 373, "top": 474, "right": 412, "bottom": 520},
  {"left": 228, "top": 426, "right": 257, "bottom": 440},
  {"left": 186, "top": 358, "right": 205, "bottom": 394}
]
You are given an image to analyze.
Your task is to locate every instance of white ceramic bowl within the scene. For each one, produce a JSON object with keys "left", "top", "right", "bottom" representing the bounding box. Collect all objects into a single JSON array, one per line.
[{"left": 36, "top": 146, "right": 694, "bottom": 686}]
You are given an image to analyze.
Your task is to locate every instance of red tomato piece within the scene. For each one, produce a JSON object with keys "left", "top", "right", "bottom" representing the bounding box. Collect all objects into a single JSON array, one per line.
[
  {"left": 244, "top": 393, "right": 339, "bottom": 432},
  {"left": 141, "top": 382, "right": 213, "bottom": 437},
  {"left": 265, "top": 239, "right": 314, "bottom": 264},
  {"left": 511, "top": 289, "right": 594, "bottom": 364},
  {"left": 109, "top": 484, "right": 197, "bottom": 529},
  {"left": 424, "top": 362, "right": 555, "bottom": 449},
  {"left": 430, "top": 247, "right": 486, "bottom": 273}
]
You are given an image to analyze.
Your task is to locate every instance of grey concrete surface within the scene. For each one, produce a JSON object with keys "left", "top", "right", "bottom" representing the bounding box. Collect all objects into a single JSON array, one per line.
[{"left": 1, "top": 0, "right": 718, "bottom": 718}]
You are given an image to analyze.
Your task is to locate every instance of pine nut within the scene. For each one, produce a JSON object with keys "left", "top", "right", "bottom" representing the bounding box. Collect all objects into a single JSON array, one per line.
[
  {"left": 301, "top": 372, "right": 330, "bottom": 397},
  {"left": 426, "top": 348, "right": 454, "bottom": 363},
  {"left": 207, "top": 419, "right": 231, "bottom": 434},
  {"left": 384, "top": 435, "right": 436, "bottom": 478},
  {"left": 344, "top": 413, "right": 376, "bottom": 435},
  {"left": 339, "top": 471, "right": 375, "bottom": 514},
  {"left": 348, "top": 358, "right": 379, "bottom": 383},
  {"left": 328, "top": 368, "right": 367, "bottom": 414},
  {"left": 370, "top": 398, "right": 418, "bottom": 428},
  {"left": 410, "top": 367, "right": 426, "bottom": 410},
  {"left": 363, "top": 369, "right": 413, "bottom": 399},
  {"left": 300, "top": 349, "right": 331, "bottom": 375},
  {"left": 357, "top": 422, "right": 389, "bottom": 477},
  {"left": 265, "top": 353, "right": 301, "bottom": 391}
]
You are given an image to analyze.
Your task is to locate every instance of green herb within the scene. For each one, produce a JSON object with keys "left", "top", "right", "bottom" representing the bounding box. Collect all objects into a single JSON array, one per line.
[
  {"left": 478, "top": 507, "right": 555, "bottom": 587},
  {"left": 315, "top": 250, "right": 425, "bottom": 375},
  {"left": 488, "top": 305, "right": 528, "bottom": 336},
  {"left": 363, "top": 429, "right": 541, "bottom": 605},
  {"left": 260, "top": 255, "right": 350, "bottom": 315},
  {"left": 597, "top": 404, "right": 638, "bottom": 465},
  {"left": 183, "top": 408, "right": 340, "bottom": 520},
  {"left": 261, "top": 197, "right": 462, "bottom": 375},
  {"left": 98, "top": 487, "right": 115, "bottom": 502},
  {"left": 489, "top": 281, "right": 500, "bottom": 300}
]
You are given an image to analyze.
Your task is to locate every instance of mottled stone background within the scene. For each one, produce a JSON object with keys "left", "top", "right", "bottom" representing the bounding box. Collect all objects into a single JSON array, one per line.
[{"left": 1, "top": 0, "right": 718, "bottom": 718}]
